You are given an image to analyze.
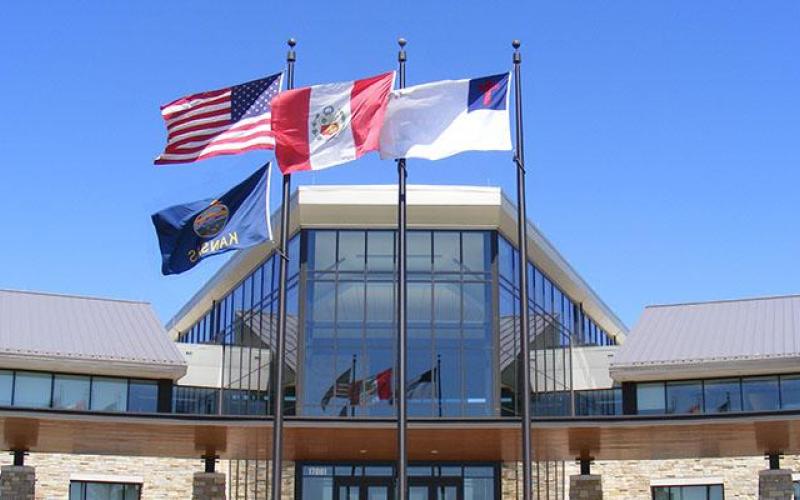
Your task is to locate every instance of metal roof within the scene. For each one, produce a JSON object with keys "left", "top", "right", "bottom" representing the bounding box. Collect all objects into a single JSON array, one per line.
[
  {"left": 0, "top": 289, "right": 186, "bottom": 380},
  {"left": 610, "top": 294, "right": 800, "bottom": 381}
]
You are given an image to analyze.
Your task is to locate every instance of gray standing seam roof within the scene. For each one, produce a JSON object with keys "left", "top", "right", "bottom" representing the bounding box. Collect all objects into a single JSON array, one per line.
[
  {"left": 0, "top": 289, "right": 186, "bottom": 370},
  {"left": 611, "top": 294, "right": 800, "bottom": 369}
]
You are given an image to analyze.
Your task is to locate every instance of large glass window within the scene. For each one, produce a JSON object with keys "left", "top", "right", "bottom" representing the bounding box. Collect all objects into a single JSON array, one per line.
[
  {"left": 128, "top": 379, "right": 158, "bottom": 413},
  {"left": 13, "top": 371, "right": 52, "bottom": 408},
  {"left": 652, "top": 484, "right": 723, "bottom": 500},
  {"left": 52, "top": 375, "right": 90, "bottom": 410},
  {"left": 780, "top": 375, "right": 800, "bottom": 410},
  {"left": 703, "top": 379, "right": 741, "bottom": 413},
  {"left": 742, "top": 376, "right": 780, "bottom": 411},
  {"left": 0, "top": 371, "right": 12, "bottom": 406},
  {"left": 303, "top": 230, "right": 494, "bottom": 417},
  {"left": 91, "top": 378, "right": 128, "bottom": 412},
  {"left": 69, "top": 481, "right": 141, "bottom": 500},
  {"left": 666, "top": 381, "right": 703, "bottom": 414},
  {"left": 637, "top": 383, "right": 666, "bottom": 415}
]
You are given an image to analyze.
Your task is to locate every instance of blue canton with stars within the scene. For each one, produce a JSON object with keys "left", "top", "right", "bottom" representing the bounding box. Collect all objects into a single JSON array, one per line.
[{"left": 231, "top": 73, "right": 282, "bottom": 122}]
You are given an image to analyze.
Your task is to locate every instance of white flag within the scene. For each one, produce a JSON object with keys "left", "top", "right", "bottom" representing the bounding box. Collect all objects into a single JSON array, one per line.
[{"left": 379, "top": 73, "right": 512, "bottom": 161}]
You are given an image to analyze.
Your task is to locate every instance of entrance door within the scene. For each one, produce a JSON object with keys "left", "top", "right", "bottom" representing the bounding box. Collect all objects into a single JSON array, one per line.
[
  {"left": 408, "top": 478, "right": 463, "bottom": 500},
  {"left": 334, "top": 477, "right": 395, "bottom": 500}
]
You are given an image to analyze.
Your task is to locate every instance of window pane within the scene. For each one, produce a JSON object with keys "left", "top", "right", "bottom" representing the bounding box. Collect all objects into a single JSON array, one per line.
[
  {"left": 408, "top": 232, "right": 432, "bottom": 272},
  {"left": 69, "top": 482, "right": 83, "bottom": 499},
  {"left": 52, "top": 375, "right": 90, "bottom": 410},
  {"left": 704, "top": 379, "right": 742, "bottom": 413},
  {"left": 433, "top": 232, "right": 460, "bottom": 272},
  {"left": 742, "top": 376, "right": 780, "bottom": 411},
  {"left": 338, "top": 231, "right": 365, "bottom": 272},
  {"left": 91, "top": 378, "right": 128, "bottom": 411},
  {"left": 128, "top": 380, "right": 158, "bottom": 413},
  {"left": 302, "top": 477, "right": 333, "bottom": 500},
  {"left": 462, "top": 232, "right": 488, "bottom": 273},
  {"left": 366, "top": 231, "right": 394, "bottom": 272},
  {"left": 14, "top": 371, "right": 52, "bottom": 408},
  {"left": 666, "top": 381, "right": 703, "bottom": 414},
  {"left": 311, "top": 231, "right": 337, "bottom": 272},
  {"left": 708, "top": 484, "right": 723, "bottom": 500},
  {"left": 636, "top": 383, "right": 665, "bottom": 415},
  {"left": 86, "top": 482, "right": 112, "bottom": 500},
  {"left": 0, "top": 371, "right": 13, "bottom": 406},
  {"left": 780, "top": 375, "right": 800, "bottom": 410},
  {"left": 366, "top": 281, "right": 394, "bottom": 324}
]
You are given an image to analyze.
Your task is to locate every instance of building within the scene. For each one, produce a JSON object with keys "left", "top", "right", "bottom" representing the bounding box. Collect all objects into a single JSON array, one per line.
[{"left": 0, "top": 185, "right": 799, "bottom": 499}]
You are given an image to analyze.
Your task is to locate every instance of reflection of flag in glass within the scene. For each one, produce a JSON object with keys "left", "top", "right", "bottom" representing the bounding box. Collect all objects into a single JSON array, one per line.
[
  {"left": 407, "top": 368, "right": 438, "bottom": 399},
  {"left": 320, "top": 368, "right": 352, "bottom": 411},
  {"left": 320, "top": 367, "right": 393, "bottom": 411},
  {"left": 363, "top": 368, "right": 393, "bottom": 402}
]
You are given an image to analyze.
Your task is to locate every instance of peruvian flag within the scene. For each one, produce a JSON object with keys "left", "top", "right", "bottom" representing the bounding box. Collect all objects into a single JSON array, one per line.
[{"left": 271, "top": 72, "right": 395, "bottom": 174}]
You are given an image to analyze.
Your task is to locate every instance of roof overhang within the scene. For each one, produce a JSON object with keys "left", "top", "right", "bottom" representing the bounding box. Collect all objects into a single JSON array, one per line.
[
  {"left": 1, "top": 409, "right": 799, "bottom": 462},
  {"left": 0, "top": 353, "right": 187, "bottom": 381},
  {"left": 166, "top": 185, "right": 627, "bottom": 342},
  {"left": 610, "top": 355, "right": 800, "bottom": 382}
]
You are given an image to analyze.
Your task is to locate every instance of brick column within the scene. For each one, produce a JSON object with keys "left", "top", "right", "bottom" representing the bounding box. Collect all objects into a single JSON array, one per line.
[
  {"left": 758, "top": 469, "right": 793, "bottom": 499},
  {"left": 569, "top": 474, "right": 603, "bottom": 500},
  {"left": 193, "top": 471, "right": 226, "bottom": 500},
  {"left": 0, "top": 465, "right": 35, "bottom": 499}
]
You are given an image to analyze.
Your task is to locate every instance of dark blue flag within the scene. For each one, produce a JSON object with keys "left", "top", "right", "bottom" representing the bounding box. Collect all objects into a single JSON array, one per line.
[{"left": 152, "top": 164, "right": 272, "bottom": 275}]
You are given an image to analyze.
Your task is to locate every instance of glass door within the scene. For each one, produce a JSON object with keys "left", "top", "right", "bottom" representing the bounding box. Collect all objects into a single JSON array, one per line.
[
  {"left": 334, "top": 477, "right": 395, "bottom": 500},
  {"left": 408, "top": 478, "right": 463, "bottom": 500}
]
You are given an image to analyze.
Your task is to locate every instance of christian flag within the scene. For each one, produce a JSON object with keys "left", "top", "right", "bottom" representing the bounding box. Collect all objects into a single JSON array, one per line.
[
  {"left": 271, "top": 72, "right": 395, "bottom": 174},
  {"left": 379, "top": 73, "right": 511, "bottom": 161}
]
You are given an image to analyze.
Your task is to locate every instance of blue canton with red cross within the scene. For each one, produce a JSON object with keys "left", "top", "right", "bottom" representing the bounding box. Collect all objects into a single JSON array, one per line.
[{"left": 467, "top": 73, "right": 509, "bottom": 113}]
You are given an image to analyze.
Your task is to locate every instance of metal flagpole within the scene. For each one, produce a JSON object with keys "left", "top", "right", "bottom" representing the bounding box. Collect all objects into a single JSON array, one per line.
[
  {"left": 512, "top": 39, "right": 534, "bottom": 500},
  {"left": 395, "top": 37, "right": 409, "bottom": 500},
  {"left": 270, "top": 37, "right": 296, "bottom": 500}
]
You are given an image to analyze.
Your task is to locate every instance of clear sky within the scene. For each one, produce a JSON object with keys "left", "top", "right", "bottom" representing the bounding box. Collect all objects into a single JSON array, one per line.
[{"left": 1, "top": 1, "right": 798, "bottom": 328}]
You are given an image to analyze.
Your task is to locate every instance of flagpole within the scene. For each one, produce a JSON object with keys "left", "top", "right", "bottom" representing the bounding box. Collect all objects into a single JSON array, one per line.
[
  {"left": 512, "top": 39, "right": 534, "bottom": 500},
  {"left": 270, "top": 37, "right": 296, "bottom": 500},
  {"left": 351, "top": 354, "right": 357, "bottom": 417},
  {"left": 436, "top": 355, "right": 442, "bottom": 418},
  {"left": 395, "top": 37, "right": 409, "bottom": 500}
]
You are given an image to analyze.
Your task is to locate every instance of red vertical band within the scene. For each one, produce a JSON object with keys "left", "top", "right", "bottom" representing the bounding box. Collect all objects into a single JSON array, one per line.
[
  {"left": 272, "top": 87, "right": 312, "bottom": 174},
  {"left": 350, "top": 72, "right": 395, "bottom": 158}
]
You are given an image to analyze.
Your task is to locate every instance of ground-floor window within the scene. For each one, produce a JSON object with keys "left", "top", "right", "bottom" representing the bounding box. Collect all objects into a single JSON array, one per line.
[
  {"left": 69, "top": 481, "right": 141, "bottom": 500},
  {"left": 651, "top": 484, "right": 723, "bottom": 500},
  {"left": 298, "top": 463, "right": 497, "bottom": 500}
]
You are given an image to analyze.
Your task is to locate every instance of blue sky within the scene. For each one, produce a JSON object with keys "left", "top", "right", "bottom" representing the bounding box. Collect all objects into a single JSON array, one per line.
[{"left": 1, "top": 1, "right": 798, "bottom": 328}]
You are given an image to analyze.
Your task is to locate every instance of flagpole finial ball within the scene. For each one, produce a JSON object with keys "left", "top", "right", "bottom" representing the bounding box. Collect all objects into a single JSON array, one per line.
[
  {"left": 512, "top": 40, "right": 521, "bottom": 49},
  {"left": 398, "top": 38, "right": 407, "bottom": 48},
  {"left": 288, "top": 38, "right": 296, "bottom": 48}
]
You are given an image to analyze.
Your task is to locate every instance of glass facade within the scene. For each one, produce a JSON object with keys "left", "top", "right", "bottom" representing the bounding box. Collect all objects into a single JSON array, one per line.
[
  {"left": 303, "top": 230, "right": 494, "bottom": 417},
  {"left": 178, "top": 229, "right": 617, "bottom": 419}
]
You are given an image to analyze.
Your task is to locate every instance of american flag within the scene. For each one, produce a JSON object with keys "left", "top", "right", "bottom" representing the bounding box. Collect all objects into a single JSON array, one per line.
[{"left": 154, "top": 72, "right": 283, "bottom": 164}]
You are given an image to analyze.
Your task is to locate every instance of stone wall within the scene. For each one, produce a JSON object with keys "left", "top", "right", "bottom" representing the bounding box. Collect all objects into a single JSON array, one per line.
[
  {"left": 227, "top": 459, "right": 294, "bottom": 500},
  {"left": 0, "top": 452, "right": 202, "bottom": 499},
  {"left": 502, "top": 455, "right": 800, "bottom": 499}
]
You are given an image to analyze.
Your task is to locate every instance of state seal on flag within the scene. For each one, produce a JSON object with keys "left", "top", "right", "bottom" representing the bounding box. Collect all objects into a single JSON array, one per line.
[
  {"left": 193, "top": 201, "right": 229, "bottom": 238},
  {"left": 311, "top": 105, "right": 347, "bottom": 141}
]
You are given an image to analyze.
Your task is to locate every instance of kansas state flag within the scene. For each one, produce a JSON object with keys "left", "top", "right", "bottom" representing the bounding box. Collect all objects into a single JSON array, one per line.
[{"left": 152, "top": 164, "right": 272, "bottom": 275}]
